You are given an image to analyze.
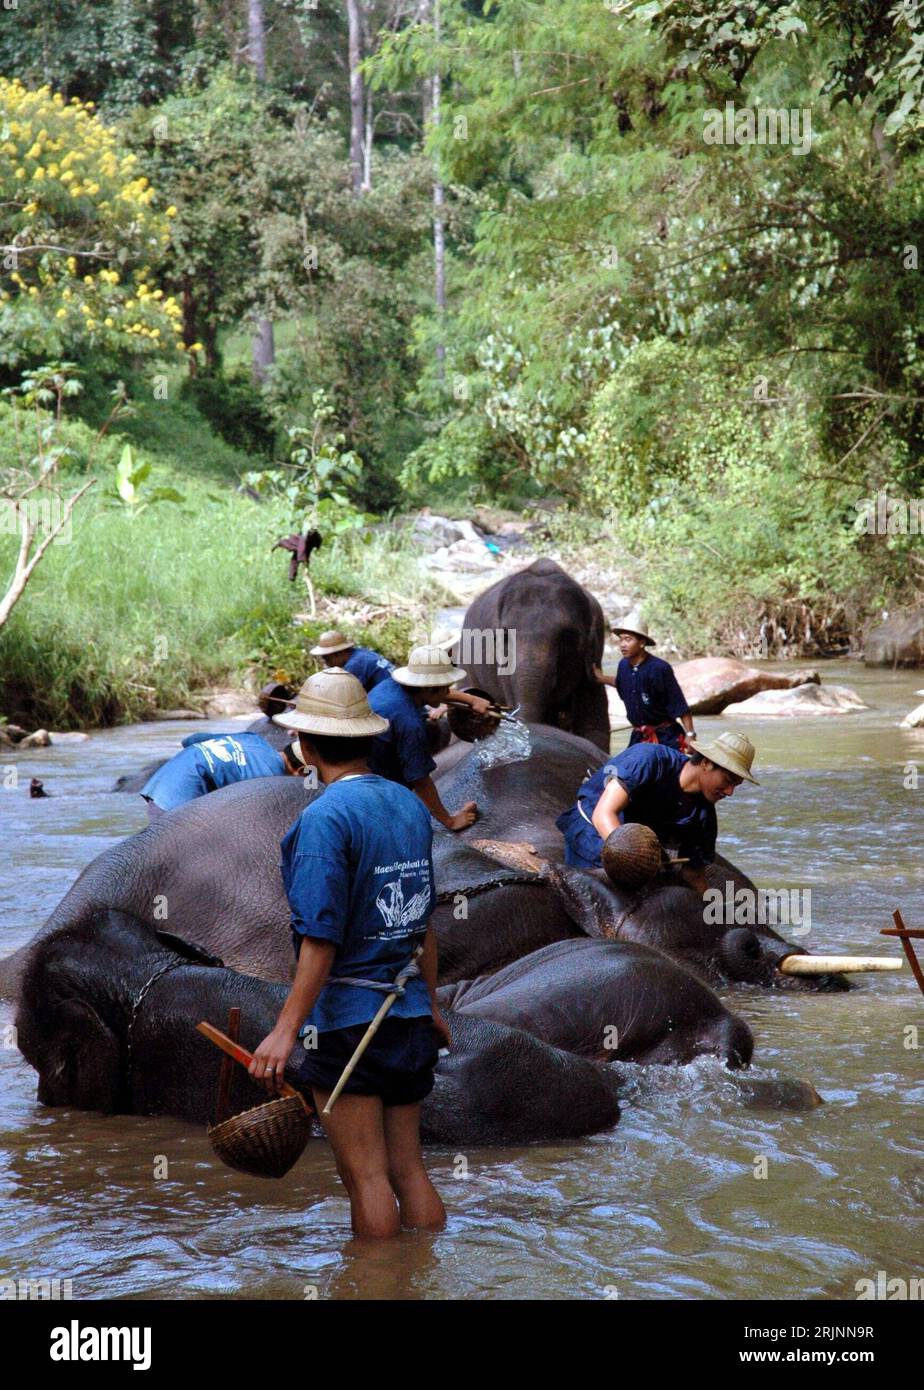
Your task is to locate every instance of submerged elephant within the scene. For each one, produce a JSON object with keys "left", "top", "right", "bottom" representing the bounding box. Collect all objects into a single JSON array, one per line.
[
  {"left": 439, "top": 938, "right": 754, "bottom": 1068},
  {"left": 459, "top": 559, "right": 610, "bottom": 751},
  {"left": 0, "top": 725, "right": 844, "bottom": 1001},
  {"left": 15, "top": 910, "right": 621, "bottom": 1146}
]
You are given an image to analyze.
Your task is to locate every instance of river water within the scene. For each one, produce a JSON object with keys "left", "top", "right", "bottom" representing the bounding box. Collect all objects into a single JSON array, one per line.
[{"left": 2, "top": 662, "right": 922, "bottom": 1301}]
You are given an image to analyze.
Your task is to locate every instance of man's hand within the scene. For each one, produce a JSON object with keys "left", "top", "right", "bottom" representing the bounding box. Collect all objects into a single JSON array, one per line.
[
  {"left": 430, "top": 1006, "right": 452, "bottom": 1050},
  {"left": 249, "top": 1023, "right": 299, "bottom": 1094},
  {"left": 592, "top": 664, "right": 610, "bottom": 686},
  {"left": 469, "top": 695, "right": 497, "bottom": 719},
  {"left": 448, "top": 800, "right": 477, "bottom": 831},
  {"left": 427, "top": 703, "right": 448, "bottom": 722}
]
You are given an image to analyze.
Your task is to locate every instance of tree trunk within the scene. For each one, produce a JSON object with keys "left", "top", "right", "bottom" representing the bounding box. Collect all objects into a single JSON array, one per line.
[
  {"left": 247, "top": 0, "right": 275, "bottom": 382},
  {"left": 251, "top": 318, "right": 275, "bottom": 384},
  {"left": 247, "top": 0, "right": 267, "bottom": 81},
  {"left": 431, "top": 0, "right": 446, "bottom": 377},
  {"left": 346, "top": 0, "right": 365, "bottom": 194}
]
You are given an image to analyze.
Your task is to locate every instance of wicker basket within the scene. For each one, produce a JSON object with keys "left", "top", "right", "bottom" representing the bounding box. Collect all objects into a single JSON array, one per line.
[
  {"left": 447, "top": 688, "right": 501, "bottom": 743},
  {"left": 601, "top": 823, "right": 664, "bottom": 890},
  {"left": 208, "top": 1094, "right": 312, "bottom": 1179}
]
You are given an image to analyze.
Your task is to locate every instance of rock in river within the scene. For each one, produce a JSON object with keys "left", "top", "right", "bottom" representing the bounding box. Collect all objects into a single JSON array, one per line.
[
  {"left": 723, "top": 683, "right": 867, "bottom": 717},
  {"left": 673, "top": 657, "right": 821, "bottom": 715},
  {"left": 864, "top": 609, "right": 924, "bottom": 667}
]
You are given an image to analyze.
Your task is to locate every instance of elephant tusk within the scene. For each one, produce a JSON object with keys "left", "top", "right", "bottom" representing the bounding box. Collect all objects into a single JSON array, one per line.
[{"left": 778, "top": 954, "right": 902, "bottom": 976}]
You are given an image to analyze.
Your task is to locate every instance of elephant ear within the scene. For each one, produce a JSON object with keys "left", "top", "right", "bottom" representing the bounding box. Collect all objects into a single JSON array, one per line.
[
  {"left": 40, "top": 999, "right": 123, "bottom": 1112},
  {"left": 153, "top": 929, "right": 224, "bottom": 968},
  {"left": 544, "top": 862, "right": 638, "bottom": 940}
]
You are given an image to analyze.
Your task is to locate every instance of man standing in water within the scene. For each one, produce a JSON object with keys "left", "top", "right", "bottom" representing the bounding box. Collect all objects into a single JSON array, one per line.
[
  {"left": 555, "top": 731, "right": 759, "bottom": 896},
  {"left": 250, "top": 669, "right": 449, "bottom": 1239},
  {"left": 594, "top": 615, "right": 694, "bottom": 750}
]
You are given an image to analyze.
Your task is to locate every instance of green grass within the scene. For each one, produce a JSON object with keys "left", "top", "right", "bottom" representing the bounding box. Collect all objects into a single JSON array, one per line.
[{"left": 0, "top": 392, "right": 445, "bottom": 727}]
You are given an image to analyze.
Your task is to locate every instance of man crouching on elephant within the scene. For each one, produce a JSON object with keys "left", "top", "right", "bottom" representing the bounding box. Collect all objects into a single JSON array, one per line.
[
  {"left": 555, "top": 732, "right": 759, "bottom": 896},
  {"left": 250, "top": 669, "right": 452, "bottom": 1239}
]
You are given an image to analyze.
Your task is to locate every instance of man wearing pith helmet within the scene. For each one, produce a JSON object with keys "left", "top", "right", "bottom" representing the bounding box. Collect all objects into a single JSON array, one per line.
[
  {"left": 251, "top": 668, "right": 450, "bottom": 1239},
  {"left": 367, "top": 644, "right": 497, "bottom": 831},
  {"left": 594, "top": 612, "right": 694, "bottom": 751},
  {"left": 310, "top": 629, "right": 394, "bottom": 692},
  {"left": 555, "top": 729, "right": 759, "bottom": 897}
]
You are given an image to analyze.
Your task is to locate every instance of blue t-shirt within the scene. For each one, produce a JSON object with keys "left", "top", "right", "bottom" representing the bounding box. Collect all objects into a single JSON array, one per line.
[
  {"left": 280, "top": 774, "right": 434, "bottom": 1033},
  {"left": 367, "top": 677, "right": 436, "bottom": 786},
  {"left": 576, "top": 743, "right": 716, "bottom": 868},
  {"left": 141, "top": 732, "right": 285, "bottom": 811},
  {"left": 345, "top": 646, "right": 394, "bottom": 691},
  {"left": 616, "top": 654, "right": 689, "bottom": 729}
]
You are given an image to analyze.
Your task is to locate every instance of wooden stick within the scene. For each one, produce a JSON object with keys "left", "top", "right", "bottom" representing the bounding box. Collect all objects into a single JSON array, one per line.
[
  {"left": 214, "top": 1006, "right": 240, "bottom": 1127},
  {"left": 884, "top": 910, "right": 924, "bottom": 997},
  {"left": 196, "top": 1021, "right": 312, "bottom": 1116}
]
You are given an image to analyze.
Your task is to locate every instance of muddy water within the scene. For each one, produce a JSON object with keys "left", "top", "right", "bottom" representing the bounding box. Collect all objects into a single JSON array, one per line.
[{"left": 2, "top": 667, "right": 923, "bottom": 1301}]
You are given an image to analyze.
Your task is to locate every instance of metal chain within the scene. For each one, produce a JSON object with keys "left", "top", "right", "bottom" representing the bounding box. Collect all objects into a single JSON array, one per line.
[
  {"left": 125, "top": 959, "right": 186, "bottom": 1091},
  {"left": 435, "top": 871, "right": 546, "bottom": 905}
]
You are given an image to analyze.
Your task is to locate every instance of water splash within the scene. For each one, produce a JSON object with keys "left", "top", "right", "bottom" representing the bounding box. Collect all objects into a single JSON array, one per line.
[{"left": 472, "top": 719, "right": 532, "bottom": 770}]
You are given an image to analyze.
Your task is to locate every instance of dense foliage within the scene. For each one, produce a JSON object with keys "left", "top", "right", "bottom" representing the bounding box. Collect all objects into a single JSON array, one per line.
[{"left": 3, "top": 0, "right": 924, "bottom": 714}]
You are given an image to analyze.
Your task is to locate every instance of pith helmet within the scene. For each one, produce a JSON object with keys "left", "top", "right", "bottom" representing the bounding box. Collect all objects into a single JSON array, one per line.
[
  {"left": 273, "top": 669, "right": 388, "bottom": 736},
  {"left": 611, "top": 611, "right": 655, "bottom": 646},
  {"left": 310, "top": 629, "right": 354, "bottom": 657},
  {"left": 391, "top": 644, "right": 466, "bottom": 688},
  {"left": 686, "top": 730, "right": 759, "bottom": 784}
]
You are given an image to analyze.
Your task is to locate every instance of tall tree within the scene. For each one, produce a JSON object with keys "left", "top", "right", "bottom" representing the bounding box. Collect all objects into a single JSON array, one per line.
[
  {"left": 346, "top": 0, "right": 367, "bottom": 193},
  {"left": 247, "top": 0, "right": 275, "bottom": 383}
]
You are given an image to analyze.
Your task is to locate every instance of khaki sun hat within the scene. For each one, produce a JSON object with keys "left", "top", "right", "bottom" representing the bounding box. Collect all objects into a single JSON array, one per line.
[
  {"left": 310, "top": 629, "right": 355, "bottom": 657},
  {"left": 391, "top": 644, "right": 466, "bottom": 688},
  {"left": 611, "top": 611, "right": 655, "bottom": 646},
  {"left": 273, "top": 669, "right": 389, "bottom": 736},
  {"left": 686, "top": 730, "right": 759, "bottom": 785}
]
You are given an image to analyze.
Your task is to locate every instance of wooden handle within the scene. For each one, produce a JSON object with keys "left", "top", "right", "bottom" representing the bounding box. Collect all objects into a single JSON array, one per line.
[
  {"left": 196, "top": 1020, "right": 311, "bottom": 1111},
  {"left": 214, "top": 1007, "right": 240, "bottom": 1126}
]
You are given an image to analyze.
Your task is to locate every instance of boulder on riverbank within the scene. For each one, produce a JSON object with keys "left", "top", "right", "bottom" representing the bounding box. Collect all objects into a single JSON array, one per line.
[
  {"left": 724, "top": 683, "right": 867, "bottom": 717},
  {"left": 864, "top": 609, "right": 924, "bottom": 667},
  {"left": 674, "top": 657, "right": 821, "bottom": 715}
]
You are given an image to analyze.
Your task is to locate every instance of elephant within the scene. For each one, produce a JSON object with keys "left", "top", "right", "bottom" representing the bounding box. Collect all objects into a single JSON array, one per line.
[
  {"left": 438, "top": 938, "right": 754, "bottom": 1069},
  {"left": 15, "top": 909, "right": 621, "bottom": 1147},
  {"left": 434, "top": 723, "right": 849, "bottom": 992},
  {"left": 0, "top": 724, "right": 845, "bottom": 1001},
  {"left": 458, "top": 559, "right": 610, "bottom": 751}
]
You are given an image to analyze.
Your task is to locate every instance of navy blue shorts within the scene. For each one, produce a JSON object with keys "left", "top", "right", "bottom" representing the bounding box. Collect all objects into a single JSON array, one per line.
[{"left": 295, "top": 1015, "right": 440, "bottom": 1108}]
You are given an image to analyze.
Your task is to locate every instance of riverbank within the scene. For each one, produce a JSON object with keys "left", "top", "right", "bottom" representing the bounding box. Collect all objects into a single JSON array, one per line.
[{"left": 1, "top": 388, "right": 912, "bottom": 731}]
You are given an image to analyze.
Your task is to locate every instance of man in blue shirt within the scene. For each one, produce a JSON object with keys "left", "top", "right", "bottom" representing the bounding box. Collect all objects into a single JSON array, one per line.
[
  {"left": 555, "top": 731, "right": 758, "bottom": 896},
  {"left": 140, "top": 731, "right": 305, "bottom": 820},
  {"left": 367, "top": 644, "right": 496, "bottom": 831},
  {"left": 250, "top": 668, "right": 450, "bottom": 1239},
  {"left": 594, "top": 616, "right": 694, "bottom": 750},
  {"left": 310, "top": 629, "right": 395, "bottom": 691}
]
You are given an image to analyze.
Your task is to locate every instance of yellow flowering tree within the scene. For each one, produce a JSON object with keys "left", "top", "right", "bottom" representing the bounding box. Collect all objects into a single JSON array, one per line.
[{"left": 0, "top": 79, "right": 191, "bottom": 367}]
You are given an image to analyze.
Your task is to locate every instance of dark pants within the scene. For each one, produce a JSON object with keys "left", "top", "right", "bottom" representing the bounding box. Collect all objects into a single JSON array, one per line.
[{"left": 555, "top": 804, "right": 606, "bottom": 868}]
